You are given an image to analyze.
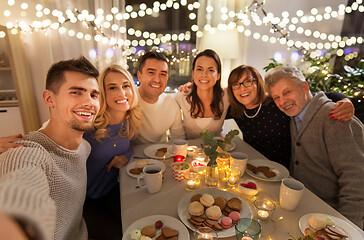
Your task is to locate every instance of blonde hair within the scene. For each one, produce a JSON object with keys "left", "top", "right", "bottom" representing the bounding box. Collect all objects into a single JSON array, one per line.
[{"left": 93, "top": 64, "right": 141, "bottom": 141}]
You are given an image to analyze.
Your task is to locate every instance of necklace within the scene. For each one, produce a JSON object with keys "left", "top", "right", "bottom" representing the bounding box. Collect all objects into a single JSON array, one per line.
[
  {"left": 244, "top": 103, "right": 262, "bottom": 118},
  {"left": 107, "top": 129, "right": 121, "bottom": 147}
]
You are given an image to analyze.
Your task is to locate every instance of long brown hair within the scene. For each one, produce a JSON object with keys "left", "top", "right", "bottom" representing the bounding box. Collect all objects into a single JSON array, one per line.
[
  {"left": 227, "top": 65, "right": 267, "bottom": 118},
  {"left": 187, "top": 49, "right": 223, "bottom": 120}
]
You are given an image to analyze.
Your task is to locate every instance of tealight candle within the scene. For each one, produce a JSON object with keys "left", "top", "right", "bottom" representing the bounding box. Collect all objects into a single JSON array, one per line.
[
  {"left": 194, "top": 227, "right": 217, "bottom": 240},
  {"left": 184, "top": 171, "right": 200, "bottom": 190},
  {"left": 254, "top": 199, "right": 276, "bottom": 222},
  {"left": 257, "top": 210, "right": 269, "bottom": 220}
]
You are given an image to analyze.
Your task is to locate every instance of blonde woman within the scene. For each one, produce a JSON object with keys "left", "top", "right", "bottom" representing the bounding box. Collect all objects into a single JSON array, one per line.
[{"left": 83, "top": 64, "right": 141, "bottom": 240}]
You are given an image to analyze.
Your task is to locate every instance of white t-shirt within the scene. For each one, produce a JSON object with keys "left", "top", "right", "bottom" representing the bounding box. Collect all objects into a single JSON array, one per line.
[
  {"left": 135, "top": 89, "right": 186, "bottom": 144},
  {"left": 174, "top": 89, "right": 230, "bottom": 139}
]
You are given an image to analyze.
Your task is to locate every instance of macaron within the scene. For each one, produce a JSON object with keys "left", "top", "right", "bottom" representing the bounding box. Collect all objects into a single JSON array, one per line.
[
  {"left": 220, "top": 216, "right": 232, "bottom": 229},
  {"left": 228, "top": 211, "right": 241, "bottom": 224},
  {"left": 200, "top": 193, "right": 214, "bottom": 207},
  {"left": 188, "top": 201, "right": 204, "bottom": 216},
  {"left": 205, "top": 205, "right": 222, "bottom": 220}
]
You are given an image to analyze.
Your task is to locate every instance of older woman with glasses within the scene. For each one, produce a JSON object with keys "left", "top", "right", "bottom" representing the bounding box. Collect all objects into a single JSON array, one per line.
[{"left": 227, "top": 65, "right": 354, "bottom": 169}]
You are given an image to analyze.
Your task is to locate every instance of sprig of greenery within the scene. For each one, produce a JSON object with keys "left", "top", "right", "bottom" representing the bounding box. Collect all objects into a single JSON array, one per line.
[{"left": 200, "top": 130, "right": 239, "bottom": 166}]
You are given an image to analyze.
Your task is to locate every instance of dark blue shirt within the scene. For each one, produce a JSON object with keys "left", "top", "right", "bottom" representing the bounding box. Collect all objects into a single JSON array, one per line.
[{"left": 83, "top": 121, "right": 132, "bottom": 199}]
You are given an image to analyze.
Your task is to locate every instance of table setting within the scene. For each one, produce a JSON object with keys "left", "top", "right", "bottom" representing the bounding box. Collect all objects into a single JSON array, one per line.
[{"left": 120, "top": 134, "right": 364, "bottom": 240}]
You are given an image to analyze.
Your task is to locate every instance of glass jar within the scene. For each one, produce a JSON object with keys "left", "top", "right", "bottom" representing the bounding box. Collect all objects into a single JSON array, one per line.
[
  {"left": 184, "top": 171, "right": 200, "bottom": 190},
  {"left": 204, "top": 165, "right": 219, "bottom": 189}
]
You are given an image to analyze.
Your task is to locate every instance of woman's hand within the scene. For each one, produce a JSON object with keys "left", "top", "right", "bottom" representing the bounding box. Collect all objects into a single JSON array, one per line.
[
  {"left": 329, "top": 98, "right": 355, "bottom": 122},
  {"left": 178, "top": 82, "right": 192, "bottom": 94},
  {"left": 0, "top": 134, "right": 24, "bottom": 153},
  {"left": 106, "top": 154, "right": 129, "bottom": 172}
]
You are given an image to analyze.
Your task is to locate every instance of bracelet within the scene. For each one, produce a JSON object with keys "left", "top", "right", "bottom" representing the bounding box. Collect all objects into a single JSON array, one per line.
[{"left": 13, "top": 217, "right": 41, "bottom": 240}]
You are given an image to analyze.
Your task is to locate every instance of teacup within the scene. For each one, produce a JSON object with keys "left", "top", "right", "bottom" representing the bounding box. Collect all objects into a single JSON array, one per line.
[
  {"left": 137, "top": 165, "right": 163, "bottom": 194},
  {"left": 279, "top": 178, "right": 305, "bottom": 210},
  {"left": 171, "top": 139, "right": 188, "bottom": 157}
]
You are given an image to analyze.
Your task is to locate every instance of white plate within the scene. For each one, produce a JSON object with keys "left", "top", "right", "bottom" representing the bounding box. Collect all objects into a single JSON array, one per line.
[
  {"left": 214, "top": 137, "right": 236, "bottom": 152},
  {"left": 246, "top": 159, "right": 289, "bottom": 182},
  {"left": 177, "top": 188, "right": 252, "bottom": 238},
  {"left": 126, "top": 159, "right": 166, "bottom": 178},
  {"left": 144, "top": 144, "right": 172, "bottom": 159},
  {"left": 299, "top": 213, "right": 362, "bottom": 240},
  {"left": 122, "top": 215, "right": 189, "bottom": 240}
]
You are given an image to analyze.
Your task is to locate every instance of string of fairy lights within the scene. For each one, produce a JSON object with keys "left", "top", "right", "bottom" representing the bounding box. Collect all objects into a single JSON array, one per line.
[
  {"left": 0, "top": 0, "right": 362, "bottom": 97},
  {"left": 0, "top": 0, "right": 362, "bottom": 58}
]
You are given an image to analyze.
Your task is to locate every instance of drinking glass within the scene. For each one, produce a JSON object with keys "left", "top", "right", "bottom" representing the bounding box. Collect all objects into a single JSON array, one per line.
[{"left": 235, "top": 218, "right": 261, "bottom": 240}]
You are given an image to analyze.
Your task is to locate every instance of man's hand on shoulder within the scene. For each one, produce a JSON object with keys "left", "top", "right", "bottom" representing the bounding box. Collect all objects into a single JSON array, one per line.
[{"left": 0, "top": 134, "right": 24, "bottom": 154}]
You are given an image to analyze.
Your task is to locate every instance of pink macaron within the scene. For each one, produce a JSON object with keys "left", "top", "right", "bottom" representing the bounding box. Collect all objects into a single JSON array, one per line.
[
  {"left": 220, "top": 216, "right": 233, "bottom": 229},
  {"left": 228, "top": 211, "right": 241, "bottom": 224}
]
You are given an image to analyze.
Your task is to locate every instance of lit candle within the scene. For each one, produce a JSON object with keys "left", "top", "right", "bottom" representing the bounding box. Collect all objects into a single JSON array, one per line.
[
  {"left": 173, "top": 155, "right": 185, "bottom": 162},
  {"left": 184, "top": 171, "right": 199, "bottom": 190},
  {"left": 197, "top": 233, "right": 213, "bottom": 240},
  {"left": 241, "top": 237, "right": 253, "bottom": 240},
  {"left": 257, "top": 210, "right": 269, "bottom": 220},
  {"left": 187, "top": 146, "right": 195, "bottom": 152},
  {"left": 228, "top": 176, "right": 237, "bottom": 184},
  {"left": 187, "top": 180, "right": 196, "bottom": 189}
]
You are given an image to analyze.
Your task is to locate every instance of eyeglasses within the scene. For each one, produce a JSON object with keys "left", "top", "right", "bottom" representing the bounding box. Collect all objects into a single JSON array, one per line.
[{"left": 231, "top": 78, "right": 256, "bottom": 90}]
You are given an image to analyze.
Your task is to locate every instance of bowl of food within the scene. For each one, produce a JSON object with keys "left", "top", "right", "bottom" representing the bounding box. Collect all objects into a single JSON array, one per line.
[
  {"left": 171, "top": 162, "right": 191, "bottom": 182},
  {"left": 238, "top": 180, "right": 259, "bottom": 196}
]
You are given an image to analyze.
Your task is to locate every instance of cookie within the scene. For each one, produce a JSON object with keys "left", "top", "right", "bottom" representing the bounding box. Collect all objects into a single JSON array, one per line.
[
  {"left": 212, "top": 222, "right": 223, "bottom": 231},
  {"left": 188, "top": 218, "right": 203, "bottom": 226},
  {"left": 191, "top": 216, "right": 206, "bottom": 223},
  {"left": 161, "top": 227, "right": 179, "bottom": 238},
  {"left": 190, "top": 194, "right": 202, "bottom": 202},
  {"left": 158, "top": 147, "right": 167, "bottom": 153},
  {"left": 222, "top": 205, "right": 234, "bottom": 216},
  {"left": 155, "top": 150, "right": 165, "bottom": 157},
  {"left": 205, "top": 219, "right": 218, "bottom": 227},
  {"left": 156, "top": 234, "right": 178, "bottom": 240},
  {"left": 214, "top": 196, "right": 227, "bottom": 211},
  {"left": 188, "top": 201, "right": 204, "bottom": 216},
  {"left": 205, "top": 206, "right": 221, "bottom": 220},
  {"left": 263, "top": 170, "right": 276, "bottom": 178},
  {"left": 200, "top": 193, "right": 214, "bottom": 207},
  {"left": 129, "top": 168, "right": 143, "bottom": 175},
  {"left": 141, "top": 225, "right": 156, "bottom": 238},
  {"left": 246, "top": 163, "right": 256, "bottom": 171},
  {"left": 227, "top": 198, "right": 243, "bottom": 212},
  {"left": 254, "top": 166, "right": 270, "bottom": 174}
]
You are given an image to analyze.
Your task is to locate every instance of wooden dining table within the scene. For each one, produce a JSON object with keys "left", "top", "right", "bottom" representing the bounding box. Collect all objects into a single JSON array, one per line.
[{"left": 120, "top": 137, "right": 364, "bottom": 239}]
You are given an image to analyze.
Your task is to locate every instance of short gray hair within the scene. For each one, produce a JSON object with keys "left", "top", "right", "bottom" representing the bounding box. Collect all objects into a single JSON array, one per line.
[{"left": 265, "top": 66, "right": 306, "bottom": 94}]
